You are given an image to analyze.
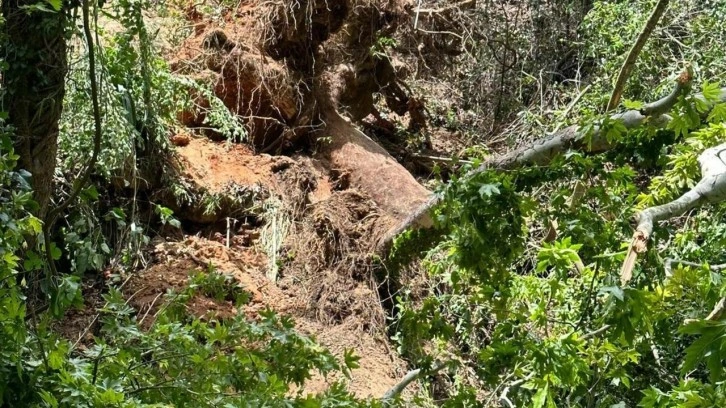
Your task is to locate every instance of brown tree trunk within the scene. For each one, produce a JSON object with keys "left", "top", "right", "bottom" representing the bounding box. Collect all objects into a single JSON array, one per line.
[{"left": 1, "top": 3, "right": 68, "bottom": 221}]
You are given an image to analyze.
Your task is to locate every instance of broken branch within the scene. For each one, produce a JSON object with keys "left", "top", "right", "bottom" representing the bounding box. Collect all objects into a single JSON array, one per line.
[
  {"left": 620, "top": 142, "right": 726, "bottom": 285},
  {"left": 607, "top": 0, "right": 671, "bottom": 111}
]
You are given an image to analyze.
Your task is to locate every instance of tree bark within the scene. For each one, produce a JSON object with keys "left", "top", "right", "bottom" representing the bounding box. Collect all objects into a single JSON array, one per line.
[{"left": 1, "top": 3, "right": 68, "bottom": 221}]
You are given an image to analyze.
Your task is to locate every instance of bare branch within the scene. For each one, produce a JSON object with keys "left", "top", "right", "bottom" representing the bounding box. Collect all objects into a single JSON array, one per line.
[
  {"left": 581, "top": 324, "right": 612, "bottom": 340},
  {"left": 621, "top": 142, "right": 726, "bottom": 285},
  {"left": 607, "top": 0, "right": 671, "bottom": 111},
  {"left": 664, "top": 258, "right": 726, "bottom": 277},
  {"left": 382, "top": 360, "right": 447, "bottom": 401}
]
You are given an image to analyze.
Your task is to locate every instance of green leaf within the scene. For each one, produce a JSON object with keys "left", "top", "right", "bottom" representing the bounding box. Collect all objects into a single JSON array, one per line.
[
  {"left": 478, "top": 183, "right": 501, "bottom": 198},
  {"left": 26, "top": 216, "right": 42, "bottom": 234},
  {"left": 622, "top": 100, "right": 643, "bottom": 110},
  {"left": 343, "top": 348, "right": 361, "bottom": 370},
  {"left": 667, "top": 115, "right": 689, "bottom": 138},
  {"left": 50, "top": 243, "right": 62, "bottom": 261},
  {"left": 38, "top": 391, "right": 58, "bottom": 407},
  {"left": 702, "top": 81, "right": 722, "bottom": 103},
  {"left": 81, "top": 185, "right": 99, "bottom": 201},
  {"left": 707, "top": 103, "right": 726, "bottom": 123},
  {"left": 46, "top": 0, "right": 62, "bottom": 11},
  {"left": 599, "top": 285, "right": 624, "bottom": 302},
  {"left": 23, "top": 250, "right": 43, "bottom": 271},
  {"left": 48, "top": 348, "right": 65, "bottom": 370},
  {"left": 532, "top": 383, "right": 549, "bottom": 408}
]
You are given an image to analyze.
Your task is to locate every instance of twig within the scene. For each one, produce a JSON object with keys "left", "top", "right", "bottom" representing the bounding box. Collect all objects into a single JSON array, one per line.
[
  {"left": 226, "top": 217, "right": 231, "bottom": 248},
  {"left": 499, "top": 374, "right": 534, "bottom": 408},
  {"left": 413, "top": 0, "right": 422, "bottom": 29},
  {"left": 91, "top": 346, "right": 105, "bottom": 385},
  {"left": 664, "top": 258, "right": 726, "bottom": 277},
  {"left": 551, "top": 84, "right": 591, "bottom": 134},
  {"left": 607, "top": 0, "right": 670, "bottom": 111},
  {"left": 649, "top": 337, "right": 662, "bottom": 366},
  {"left": 410, "top": 153, "right": 474, "bottom": 164},
  {"left": 138, "top": 292, "right": 163, "bottom": 327},
  {"left": 581, "top": 324, "right": 611, "bottom": 340}
]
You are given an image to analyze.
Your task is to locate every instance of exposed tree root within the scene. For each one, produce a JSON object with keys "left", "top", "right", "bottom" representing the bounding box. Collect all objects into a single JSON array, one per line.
[
  {"left": 379, "top": 69, "right": 726, "bottom": 254},
  {"left": 620, "top": 142, "right": 726, "bottom": 284},
  {"left": 319, "top": 110, "right": 432, "bottom": 225}
]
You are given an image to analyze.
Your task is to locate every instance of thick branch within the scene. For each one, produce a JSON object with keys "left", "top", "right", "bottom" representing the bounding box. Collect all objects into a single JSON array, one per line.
[
  {"left": 621, "top": 143, "right": 726, "bottom": 284},
  {"left": 378, "top": 74, "right": 712, "bottom": 253},
  {"left": 607, "top": 0, "right": 670, "bottom": 111}
]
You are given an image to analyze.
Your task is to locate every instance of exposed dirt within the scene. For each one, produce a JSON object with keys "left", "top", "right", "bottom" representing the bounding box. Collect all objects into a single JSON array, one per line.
[
  {"left": 176, "top": 135, "right": 282, "bottom": 193},
  {"left": 118, "top": 233, "right": 409, "bottom": 397},
  {"left": 59, "top": 0, "right": 441, "bottom": 399},
  {"left": 52, "top": 276, "right": 106, "bottom": 346}
]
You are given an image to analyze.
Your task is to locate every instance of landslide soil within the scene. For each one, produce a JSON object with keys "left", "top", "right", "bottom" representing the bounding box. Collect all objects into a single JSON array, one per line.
[
  {"left": 134, "top": 131, "right": 411, "bottom": 396},
  {"left": 116, "top": 0, "right": 425, "bottom": 397}
]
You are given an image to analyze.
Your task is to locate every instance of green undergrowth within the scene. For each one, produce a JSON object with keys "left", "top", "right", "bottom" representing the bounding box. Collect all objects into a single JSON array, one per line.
[{"left": 390, "top": 78, "right": 726, "bottom": 406}]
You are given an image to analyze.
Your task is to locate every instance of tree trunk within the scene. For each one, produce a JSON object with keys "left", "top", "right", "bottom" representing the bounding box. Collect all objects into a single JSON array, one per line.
[{"left": 1, "top": 3, "right": 68, "bottom": 221}]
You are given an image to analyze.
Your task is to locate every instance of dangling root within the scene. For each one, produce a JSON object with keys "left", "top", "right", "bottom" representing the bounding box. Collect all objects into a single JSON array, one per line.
[{"left": 620, "top": 143, "right": 726, "bottom": 284}]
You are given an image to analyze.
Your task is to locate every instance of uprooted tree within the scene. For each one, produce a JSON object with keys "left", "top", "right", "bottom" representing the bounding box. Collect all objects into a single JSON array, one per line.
[
  {"left": 3, "top": 0, "right": 726, "bottom": 405},
  {"left": 380, "top": 68, "right": 726, "bottom": 279}
]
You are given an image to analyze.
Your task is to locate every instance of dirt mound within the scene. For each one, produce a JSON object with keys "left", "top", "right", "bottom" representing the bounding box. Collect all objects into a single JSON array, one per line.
[
  {"left": 133, "top": 0, "right": 437, "bottom": 398},
  {"left": 121, "top": 235, "right": 407, "bottom": 397}
]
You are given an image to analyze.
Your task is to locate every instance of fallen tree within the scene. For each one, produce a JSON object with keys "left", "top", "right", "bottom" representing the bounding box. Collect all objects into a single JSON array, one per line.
[{"left": 379, "top": 68, "right": 726, "bottom": 280}]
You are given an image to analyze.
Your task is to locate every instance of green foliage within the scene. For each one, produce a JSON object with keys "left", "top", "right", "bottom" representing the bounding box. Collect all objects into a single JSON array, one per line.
[
  {"left": 1, "top": 278, "right": 373, "bottom": 406},
  {"left": 0, "top": 119, "right": 43, "bottom": 404},
  {"left": 394, "top": 66, "right": 726, "bottom": 405}
]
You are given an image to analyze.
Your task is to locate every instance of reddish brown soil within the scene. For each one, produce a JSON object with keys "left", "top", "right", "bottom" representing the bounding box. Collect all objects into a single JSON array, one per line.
[
  {"left": 121, "top": 232, "right": 408, "bottom": 397},
  {"left": 59, "top": 0, "right": 434, "bottom": 399},
  {"left": 176, "top": 136, "right": 276, "bottom": 192}
]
